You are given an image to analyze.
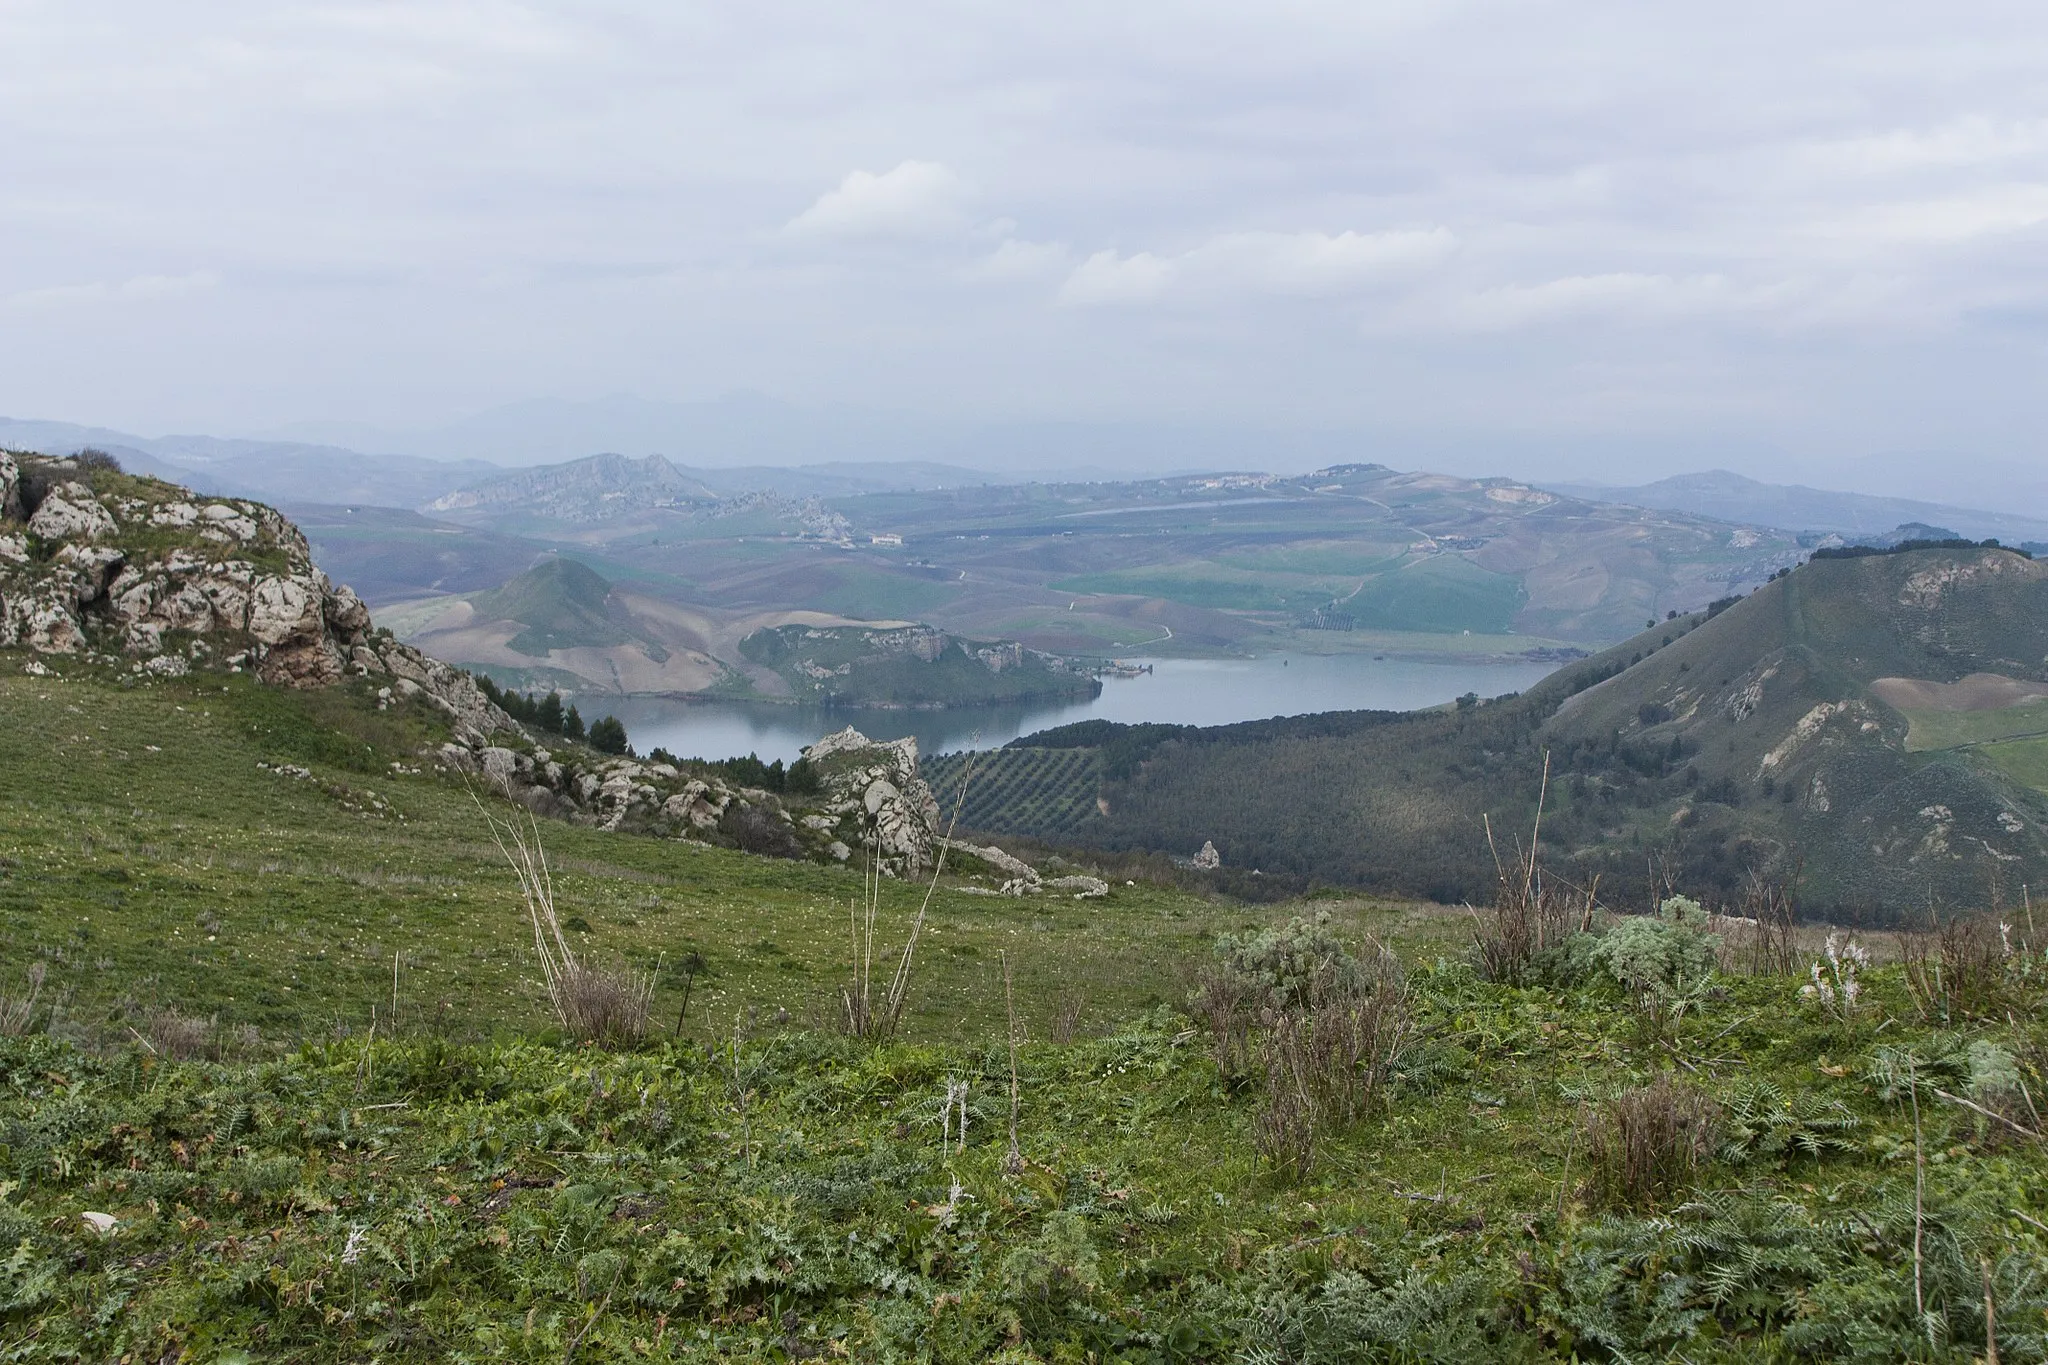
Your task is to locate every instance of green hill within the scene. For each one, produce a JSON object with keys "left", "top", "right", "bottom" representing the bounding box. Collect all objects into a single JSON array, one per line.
[
  {"left": 738, "top": 623, "right": 1101, "bottom": 708},
  {"left": 470, "top": 556, "right": 634, "bottom": 656},
  {"left": 941, "top": 546, "right": 2048, "bottom": 917},
  {"left": 5, "top": 550, "right": 2048, "bottom": 1361}
]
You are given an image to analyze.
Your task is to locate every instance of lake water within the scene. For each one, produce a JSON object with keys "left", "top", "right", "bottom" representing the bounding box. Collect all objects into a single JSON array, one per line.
[{"left": 600, "top": 653, "right": 1561, "bottom": 763}]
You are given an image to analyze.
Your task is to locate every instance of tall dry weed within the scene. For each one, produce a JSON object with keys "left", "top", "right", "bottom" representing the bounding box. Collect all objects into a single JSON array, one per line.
[
  {"left": 840, "top": 753, "right": 976, "bottom": 1040},
  {"left": 475, "top": 790, "right": 653, "bottom": 1045},
  {"left": 1581, "top": 1074, "right": 1722, "bottom": 1210},
  {"left": 1900, "top": 912, "right": 2011, "bottom": 1025},
  {"left": 1471, "top": 762, "right": 1589, "bottom": 984},
  {"left": 1250, "top": 944, "right": 1412, "bottom": 1179},
  {"left": 0, "top": 963, "right": 47, "bottom": 1036}
]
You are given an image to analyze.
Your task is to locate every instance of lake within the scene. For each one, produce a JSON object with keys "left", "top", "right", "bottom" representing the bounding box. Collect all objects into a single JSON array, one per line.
[{"left": 599, "top": 652, "right": 1562, "bottom": 763}]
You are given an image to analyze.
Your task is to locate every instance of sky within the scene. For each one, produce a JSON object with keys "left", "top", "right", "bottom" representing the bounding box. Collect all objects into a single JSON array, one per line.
[{"left": 4, "top": 1, "right": 2048, "bottom": 489}]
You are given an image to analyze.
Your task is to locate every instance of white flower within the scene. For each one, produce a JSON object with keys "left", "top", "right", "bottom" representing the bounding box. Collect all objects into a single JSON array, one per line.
[{"left": 339, "top": 1225, "right": 368, "bottom": 1266}]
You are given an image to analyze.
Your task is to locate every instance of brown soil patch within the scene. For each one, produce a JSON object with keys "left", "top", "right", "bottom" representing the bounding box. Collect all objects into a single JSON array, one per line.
[{"left": 1870, "top": 673, "right": 2048, "bottom": 712}]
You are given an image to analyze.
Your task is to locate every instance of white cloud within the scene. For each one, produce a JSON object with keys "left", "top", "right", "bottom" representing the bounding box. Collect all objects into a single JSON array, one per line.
[
  {"left": 7, "top": 271, "right": 219, "bottom": 311},
  {"left": 969, "top": 238, "right": 1071, "bottom": 280},
  {"left": 1189, "top": 229, "right": 1456, "bottom": 295},
  {"left": 1437, "top": 273, "right": 1797, "bottom": 332},
  {"left": 1057, "top": 250, "right": 1175, "bottom": 306},
  {"left": 784, "top": 161, "right": 968, "bottom": 240},
  {"left": 1834, "top": 183, "right": 2048, "bottom": 244},
  {"left": 1056, "top": 229, "right": 1453, "bottom": 307}
]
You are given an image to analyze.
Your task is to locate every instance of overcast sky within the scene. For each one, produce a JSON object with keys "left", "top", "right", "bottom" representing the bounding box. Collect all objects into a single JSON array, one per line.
[{"left": 4, "top": 1, "right": 2047, "bottom": 486}]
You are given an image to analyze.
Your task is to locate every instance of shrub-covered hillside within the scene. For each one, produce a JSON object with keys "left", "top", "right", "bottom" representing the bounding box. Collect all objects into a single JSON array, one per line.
[{"left": 944, "top": 547, "right": 2048, "bottom": 917}]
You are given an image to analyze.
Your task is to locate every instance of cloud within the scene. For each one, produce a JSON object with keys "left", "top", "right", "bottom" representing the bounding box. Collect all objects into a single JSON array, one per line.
[
  {"left": 1056, "top": 229, "right": 1453, "bottom": 307},
  {"left": 1436, "top": 273, "right": 1796, "bottom": 332},
  {"left": 969, "top": 238, "right": 1072, "bottom": 280},
  {"left": 1835, "top": 183, "right": 2048, "bottom": 244},
  {"left": 1056, "top": 249, "right": 1175, "bottom": 305},
  {"left": 784, "top": 161, "right": 968, "bottom": 240},
  {"left": 7, "top": 271, "right": 220, "bottom": 311}
]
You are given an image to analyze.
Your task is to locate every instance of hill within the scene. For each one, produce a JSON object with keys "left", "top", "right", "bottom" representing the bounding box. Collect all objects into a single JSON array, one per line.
[
  {"left": 927, "top": 545, "right": 2048, "bottom": 917},
  {"left": 737, "top": 623, "right": 1103, "bottom": 708},
  {"left": 1554, "top": 468, "right": 2048, "bottom": 544},
  {"left": 411, "top": 460, "right": 1804, "bottom": 660}
]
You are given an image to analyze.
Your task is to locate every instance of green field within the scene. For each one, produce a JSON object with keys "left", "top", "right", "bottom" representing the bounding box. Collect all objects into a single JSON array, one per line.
[
  {"left": 1901, "top": 699, "right": 2048, "bottom": 752},
  {"left": 0, "top": 666, "right": 1266, "bottom": 1045}
]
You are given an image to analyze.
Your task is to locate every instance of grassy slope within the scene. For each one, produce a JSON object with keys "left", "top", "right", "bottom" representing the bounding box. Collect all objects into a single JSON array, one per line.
[
  {"left": 3, "top": 658, "right": 2048, "bottom": 1361},
  {"left": 0, "top": 663, "right": 1329, "bottom": 1047}
]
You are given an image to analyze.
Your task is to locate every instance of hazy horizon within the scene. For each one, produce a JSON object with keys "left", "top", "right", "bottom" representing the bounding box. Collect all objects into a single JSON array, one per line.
[{"left": 6, "top": 3, "right": 2048, "bottom": 503}]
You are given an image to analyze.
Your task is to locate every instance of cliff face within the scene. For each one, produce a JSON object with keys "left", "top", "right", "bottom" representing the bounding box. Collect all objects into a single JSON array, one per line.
[{"left": 0, "top": 450, "right": 511, "bottom": 741}]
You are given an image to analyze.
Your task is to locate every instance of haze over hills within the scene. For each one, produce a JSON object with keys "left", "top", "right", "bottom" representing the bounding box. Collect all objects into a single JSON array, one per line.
[{"left": 1555, "top": 469, "right": 2048, "bottom": 545}]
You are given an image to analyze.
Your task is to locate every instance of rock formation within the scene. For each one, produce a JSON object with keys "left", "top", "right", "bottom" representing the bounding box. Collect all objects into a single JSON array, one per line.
[
  {"left": 0, "top": 450, "right": 511, "bottom": 741},
  {"left": 801, "top": 726, "right": 944, "bottom": 873}
]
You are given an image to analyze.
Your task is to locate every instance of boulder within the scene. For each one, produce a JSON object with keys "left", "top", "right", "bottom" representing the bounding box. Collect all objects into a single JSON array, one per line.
[
  {"left": 27, "top": 484, "right": 117, "bottom": 542},
  {"left": 0, "top": 453, "right": 19, "bottom": 521},
  {"left": 802, "top": 727, "right": 943, "bottom": 873}
]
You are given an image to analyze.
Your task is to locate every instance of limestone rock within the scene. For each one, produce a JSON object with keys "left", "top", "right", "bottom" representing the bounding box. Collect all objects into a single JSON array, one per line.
[
  {"left": 1193, "top": 840, "right": 1222, "bottom": 870},
  {"left": 802, "top": 727, "right": 943, "bottom": 873},
  {"left": 27, "top": 484, "right": 117, "bottom": 542},
  {"left": 0, "top": 453, "right": 19, "bottom": 521}
]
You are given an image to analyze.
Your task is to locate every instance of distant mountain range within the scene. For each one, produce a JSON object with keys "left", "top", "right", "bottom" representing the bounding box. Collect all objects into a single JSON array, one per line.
[
  {"left": 1551, "top": 469, "right": 2048, "bottom": 545},
  {"left": 0, "top": 416, "right": 1009, "bottom": 511}
]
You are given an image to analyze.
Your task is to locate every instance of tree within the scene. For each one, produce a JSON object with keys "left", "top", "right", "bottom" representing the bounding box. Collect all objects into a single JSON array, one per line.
[
  {"left": 563, "top": 705, "right": 585, "bottom": 741},
  {"left": 536, "top": 691, "right": 565, "bottom": 734},
  {"left": 588, "top": 715, "right": 629, "bottom": 755}
]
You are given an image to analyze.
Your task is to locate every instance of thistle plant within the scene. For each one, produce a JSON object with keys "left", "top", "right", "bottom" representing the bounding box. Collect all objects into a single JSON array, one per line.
[{"left": 1801, "top": 932, "right": 1869, "bottom": 1024}]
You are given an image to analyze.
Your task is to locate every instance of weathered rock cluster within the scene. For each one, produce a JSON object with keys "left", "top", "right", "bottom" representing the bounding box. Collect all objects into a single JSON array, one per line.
[
  {"left": 434, "top": 736, "right": 780, "bottom": 837},
  {"left": 0, "top": 450, "right": 509, "bottom": 739},
  {"left": 800, "top": 726, "right": 945, "bottom": 873},
  {"left": 945, "top": 839, "right": 1110, "bottom": 898}
]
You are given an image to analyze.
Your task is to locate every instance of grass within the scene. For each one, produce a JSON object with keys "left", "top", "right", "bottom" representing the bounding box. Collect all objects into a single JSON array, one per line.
[
  {"left": 1899, "top": 699, "right": 2048, "bottom": 753},
  {"left": 5, "top": 655, "right": 2048, "bottom": 1359},
  {"left": 0, "top": 664, "right": 1329, "bottom": 1047},
  {"left": 1979, "top": 735, "right": 2048, "bottom": 795}
]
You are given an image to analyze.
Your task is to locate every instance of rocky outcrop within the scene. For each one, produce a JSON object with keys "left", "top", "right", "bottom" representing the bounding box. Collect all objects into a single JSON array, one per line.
[
  {"left": 944, "top": 838, "right": 1109, "bottom": 898},
  {"left": 801, "top": 726, "right": 944, "bottom": 873},
  {"left": 431, "top": 735, "right": 821, "bottom": 855},
  {"left": 0, "top": 450, "right": 512, "bottom": 741}
]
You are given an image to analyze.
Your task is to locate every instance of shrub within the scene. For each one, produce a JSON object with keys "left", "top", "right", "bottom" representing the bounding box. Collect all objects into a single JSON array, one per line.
[
  {"left": 1211, "top": 911, "right": 1358, "bottom": 1013},
  {"left": 146, "top": 1008, "right": 215, "bottom": 1061},
  {"left": 1581, "top": 1074, "right": 1722, "bottom": 1209},
  {"left": 1899, "top": 912, "right": 2011, "bottom": 1024},
  {"left": 1594, "top": 896, "right": 1720, "bottom": 1029},
  {"left": 718, "top": 804, "right": 803, "bottom": 859}
]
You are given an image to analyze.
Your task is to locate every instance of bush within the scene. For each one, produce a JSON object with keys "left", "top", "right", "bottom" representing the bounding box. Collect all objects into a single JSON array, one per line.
[
  {"left": 1582, "top": 1074, "right": 1722, "bottom": 1209},
  {"left": 1594, "top": 896, "right": 1720, "bottom": 1027},
  {"left": 1210, "top": 911, "right": 1358, "bottom": 1013},
  {"left": 718, "top": 803, "right": 803, "bottom": 859}
]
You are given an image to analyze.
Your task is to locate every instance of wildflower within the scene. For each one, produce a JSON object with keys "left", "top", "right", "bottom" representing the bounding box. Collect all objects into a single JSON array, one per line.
[
  {"left": 339, "top": 1225, "right": 367, "bottom": 1266},
  {"left": 1805, "top": 933, "right": 1865, "bottom": 1021}
]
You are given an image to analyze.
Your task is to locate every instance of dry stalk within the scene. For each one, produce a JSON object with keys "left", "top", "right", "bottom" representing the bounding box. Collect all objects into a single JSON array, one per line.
[
  {"left": 474, "top": 786, "right": 652, "bottom": 1045},
  {"left": 841, "top": 752, "right": 978, "bottom": 1039},
  {"left": 1002, "top": 950, "right": 1022, "bottom": 1174}
]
